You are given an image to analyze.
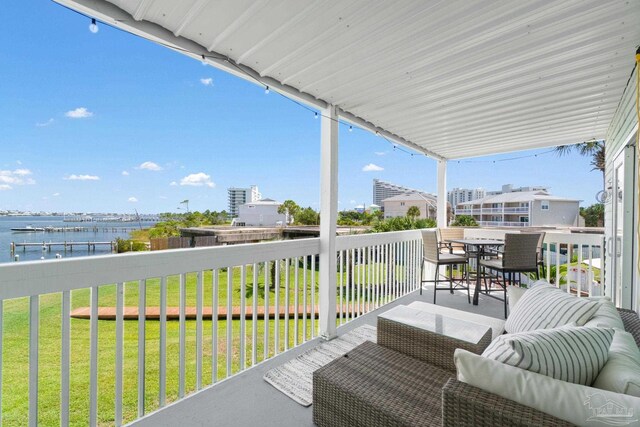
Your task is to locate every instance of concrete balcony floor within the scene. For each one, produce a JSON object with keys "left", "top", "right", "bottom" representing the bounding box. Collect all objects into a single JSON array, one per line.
[{"left": 132, "top": 286, "right": 505, "bottom": 427}]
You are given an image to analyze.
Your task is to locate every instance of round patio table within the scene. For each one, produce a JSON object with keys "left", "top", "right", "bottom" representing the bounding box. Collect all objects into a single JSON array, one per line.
[{"left": 445, "top": 238, "right": 504, "bottom": 305}]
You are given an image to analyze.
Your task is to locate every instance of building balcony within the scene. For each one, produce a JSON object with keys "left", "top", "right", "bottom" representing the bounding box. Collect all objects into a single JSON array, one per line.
[{"left": 0, "top": 228, "right": 604, "bottom": 426}]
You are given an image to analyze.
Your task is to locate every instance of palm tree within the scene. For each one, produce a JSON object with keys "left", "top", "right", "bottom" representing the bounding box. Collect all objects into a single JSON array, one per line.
[
  {"left": 555, "top": 139, "right": 604, "bottom": 174},
  {"left": 406, "top": 205, "right": 421, "bottom": 220}
]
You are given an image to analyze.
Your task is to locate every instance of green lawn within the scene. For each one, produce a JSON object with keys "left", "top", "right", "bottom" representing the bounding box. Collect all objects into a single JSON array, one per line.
[{"left": 2, "top": 260, "right": 407, "bottom": 426}]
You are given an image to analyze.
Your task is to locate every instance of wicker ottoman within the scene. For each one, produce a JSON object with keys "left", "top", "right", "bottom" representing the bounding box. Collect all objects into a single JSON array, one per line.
[
  {"left": 377, "top": 305, "right": 492, "bottom": 372},
  {"left": 313, "top": 341, "right": 452, "bottom": 427}
]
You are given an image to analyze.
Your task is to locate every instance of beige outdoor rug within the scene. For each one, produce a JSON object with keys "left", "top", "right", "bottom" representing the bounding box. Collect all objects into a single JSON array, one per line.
[{"left": 263, "top": 325, "right": 377, "bottom": 406}]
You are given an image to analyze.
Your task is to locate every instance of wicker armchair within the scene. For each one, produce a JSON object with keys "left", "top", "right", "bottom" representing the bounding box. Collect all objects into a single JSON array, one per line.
[{"left": 313, "top": 308, "right": 640, "bottom": 427}]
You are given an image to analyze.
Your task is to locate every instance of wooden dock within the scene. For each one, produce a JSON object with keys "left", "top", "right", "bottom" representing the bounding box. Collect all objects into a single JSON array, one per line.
[
  {"left": 69, "top": 305, "right": 333, "bottom": 320},
  {"left": 10, "top": 241, "right": 116, "bottom": 256}
]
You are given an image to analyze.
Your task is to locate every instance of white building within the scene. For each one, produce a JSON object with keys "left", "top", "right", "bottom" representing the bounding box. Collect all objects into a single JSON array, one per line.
[
  {"left": 485, "top": 184, "right": 548, "bottom": 196},
  {"left": 234, "top": 199, "right": 287, "bottom": 227},
  {"left": 455, "top": 190, "right": 580, "bottom": 227},
  {"left": 372, "top": 179, "right": 431, "bottom": 207},
  {"left": 382, "top": 193, "right": 438, "bottom": 220},
  {"left": 447, "top": 187, "right": 486, "bottom": 207},
  {"left": 227, "top": 185, "right": 261, "bottom": 217}
]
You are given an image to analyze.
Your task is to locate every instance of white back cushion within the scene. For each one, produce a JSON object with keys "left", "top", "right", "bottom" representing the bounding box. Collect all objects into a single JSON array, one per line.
[
  {"left": 505, "top": 285, "right": 599, "bottom": 333},
  {"left": 482, "top": 326, "right": 614, "bottom": 386}
]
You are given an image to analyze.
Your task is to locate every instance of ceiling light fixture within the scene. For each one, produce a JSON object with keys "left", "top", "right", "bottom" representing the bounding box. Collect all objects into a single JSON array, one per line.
[{"left": 89, "top": 18, "right": 99, "bottom": 33}]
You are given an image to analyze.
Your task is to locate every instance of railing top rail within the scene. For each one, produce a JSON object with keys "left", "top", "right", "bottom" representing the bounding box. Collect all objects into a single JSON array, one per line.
[
  {"left": 464, "top": 228, "right": 604, "bottom": 245},
  {"left": 0, "top": 238, "right": 320, "bottom": 300},
  {"left": 335, "top": 229, "right": 423, "bottom": 251}
]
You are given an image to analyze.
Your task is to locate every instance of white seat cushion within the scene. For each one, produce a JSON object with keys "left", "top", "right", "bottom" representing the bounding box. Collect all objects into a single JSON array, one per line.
[
  {"left": 505, "top": 284, "right": 599, "bottom": 333},
  {"left": 408, "top": 301, "right": 505, "bottom": 340},
  {"left": 455, "top": 349, "right": 640, "bottom": 426},
  {"left": 594, "top": 330, "right": 640, "bottom": 397},
  {"left": 482, "top": 326, "right": 614, "bottom": 386}
]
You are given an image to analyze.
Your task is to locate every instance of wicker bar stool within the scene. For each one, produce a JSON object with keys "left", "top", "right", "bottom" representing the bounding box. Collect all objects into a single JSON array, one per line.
[
  {"left": 420, "top": 230, "right": 470, "bottom": 304},
  {"left": 479, "top": 233, "right": 541, "bottom": 318}
]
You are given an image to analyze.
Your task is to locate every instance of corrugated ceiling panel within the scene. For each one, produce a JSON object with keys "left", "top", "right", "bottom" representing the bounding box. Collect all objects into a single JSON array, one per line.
[{"left": 59, "top": 0, "right": 640, "bottom": 159}]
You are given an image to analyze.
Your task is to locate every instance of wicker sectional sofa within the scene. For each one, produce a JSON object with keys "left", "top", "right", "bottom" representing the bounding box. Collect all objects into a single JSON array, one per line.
[{"left": 313, "top": 308, "right": 640, "bottom": 427}]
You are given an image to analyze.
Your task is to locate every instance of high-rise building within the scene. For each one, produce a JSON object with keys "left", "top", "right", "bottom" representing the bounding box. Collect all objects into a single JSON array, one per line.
[
  {"left": 447, "top": 187, "right": 486, "bottom": 207},
  {"left": 372, "top": 179, "right": 431, "bottom": 207},
  {"left": 227, "top": 185, "right": 261, "bottom": 217}
]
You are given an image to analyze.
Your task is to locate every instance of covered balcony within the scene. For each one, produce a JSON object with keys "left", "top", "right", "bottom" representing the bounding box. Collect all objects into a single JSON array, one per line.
[{"left": 3, "top": 0, "right": 639, "bottom": 426}]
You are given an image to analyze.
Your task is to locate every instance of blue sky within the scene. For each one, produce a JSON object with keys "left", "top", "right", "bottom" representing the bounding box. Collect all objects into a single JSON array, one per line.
[{"left": 0, "top": 1, "right": 603, "bottom": 214}]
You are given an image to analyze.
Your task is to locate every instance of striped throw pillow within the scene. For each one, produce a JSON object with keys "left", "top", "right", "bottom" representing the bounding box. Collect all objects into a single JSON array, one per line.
[
  {"left": 482, "top": 326, "right": 614, "bottom": 385},
  {"left": 505, "top": 284, "right": 599, "bottom": 333}
]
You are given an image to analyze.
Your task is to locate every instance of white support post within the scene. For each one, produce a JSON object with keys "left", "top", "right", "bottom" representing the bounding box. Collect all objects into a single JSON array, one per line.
[
  {"left": 319, "top": 105, "right": 339, "bottom": 340},
  {"left": 437, "top": 160, "right": 447, "bottom": 228}
]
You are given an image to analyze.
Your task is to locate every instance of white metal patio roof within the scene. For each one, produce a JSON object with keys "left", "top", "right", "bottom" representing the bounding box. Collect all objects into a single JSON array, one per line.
[{"left": 55, "top": 0, "right": 640, "bottom": 160}]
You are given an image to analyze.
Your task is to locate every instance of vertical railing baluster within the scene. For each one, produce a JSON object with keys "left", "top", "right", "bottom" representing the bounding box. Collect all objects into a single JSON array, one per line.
[
  {"left": 284, "top": 258, "right": 290, "bottom": 350},
  {"left": 346, "top": 250, "right": 351, "bottom": 321},
  {"left": 367, "top": 246, "right": 372, "bottom": 313},
  {"left": 375, "top": 245, "right": 380, "bottom": 309},
  {"left": 587, "top": 246, "right": 594, "bottom": 296},
  {"left": 546, "top": 242, "right": 551, "bottom": 283},
  {"left": 555, "top": 243, "right": 561, "bottom": 290},
  {"left": 212, "top": 269, "right": 218, "bottom": 383},
  {"left": 138, "top": 279, "right": 146, "bottom": 417},
  {"left": 61, "top": 291, "right": 70, "bottom": 427},
  {"left": 310, "top": 255, "right": 315, "bottom": 337},
  {"left": 253, "top": 263, "right": 259, "bottom": 363},
  {"left": 263, "top": 262, "right": 270, "bottom": 358},
  {"left": 382, "top": 244, "right": 387, "bottom": 305},
  {"left": 302, "top": 257, "right": 307, "bottom": 342},
  {"left": 158, "top": 277, "right": 166, "bottom": 408},
  {"left": 339, "top": 251, "right": 344, "bottom": 324},
  {"left": 240, "top": 265, "right": 247, "bottom": 369},
  {"left": 227, "top": 267, "right": 233, "bottom": 376},
  {"left": 577, "top": 245, "right": 583, "bottom": 297},
  {"left": 275, "top": 260, "right": 281, "bottom": 348},
  {"left": 294, "top": 258, "right": 299, "bottom": 346},
  {"left": 179, "top": 274, "right": 186, "bottom": 397},
  {"left": 115, "top": 283, "right": 124, "bottom": 426},
  {"left": 355, "top": 248, "right": 360, "bottom": 317},
  {"left": 196, "top": 271, "right": 203, "bottom": 389},
  {"left": 89, "top": 287, "right": 98, "bottom": 426}
]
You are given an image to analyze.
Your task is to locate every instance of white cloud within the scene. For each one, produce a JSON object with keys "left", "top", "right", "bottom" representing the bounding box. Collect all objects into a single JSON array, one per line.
[
  {"left": 52, "top": 192, "right": 60, "bottom": 197},
  {"left": 169, "top": 181, "right": 178, "bottom": 186},
  {"left": 65, "top": 107, "right": 93, "bottom": 119},
  {"left": 179, "top": 172, "right": 215, "bottom": 188},
  {"left": 200, "top": 78, "right": 213, "bottom": 86},
  {"left": 362, "top": 163, "right": 384, "bottom": 172},
  {"left": 121, "top": 170, "right": 130, "bottom": 176},
  {"left": 159, "top": 196, "right": 168, "bottom": 199},
  {"left": 349, "top": 200, "right": 356, "bottom": 204},
  {"left": 0, "top": 169, "right": 35, "bottom": 186},
  {"left": 137, "top": 161, "right": 163, "bottom": 171},
  {"left": 16, "top": 160, "right": 22, "bottom": 165},
  {"left": 128, "top": 197, "right": 138, "bottom": 202},
  {"left": 374, "top": 151, "right": 387, "bottom": 156},
  {"left": 0, "top": 184, "right": 11, "bottom": 191},
  {"left": 36, "top": 118, "right": 54, "bottom": 127},
  {"left": 64, "top": 174, "right": 100, "bottom": 181}
]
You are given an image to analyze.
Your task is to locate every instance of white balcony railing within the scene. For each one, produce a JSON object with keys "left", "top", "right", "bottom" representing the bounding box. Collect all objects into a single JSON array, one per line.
[
  {"left": 455, "top": 207, "right": 528, "bottom": 215},
  {"left": 0, "top": 230, "right": 424, "bottom": 426},
  {"left": 477, "top": 221, "right": 529, "bottom": 227},
  {"left": 0, "top": 228, "right": 603, "bottom": 426}
]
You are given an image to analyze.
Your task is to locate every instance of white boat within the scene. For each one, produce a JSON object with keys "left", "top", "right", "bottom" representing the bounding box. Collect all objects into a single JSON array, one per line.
[{"left": 10, "top": 225, "right": 45, "bottom": 232}]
